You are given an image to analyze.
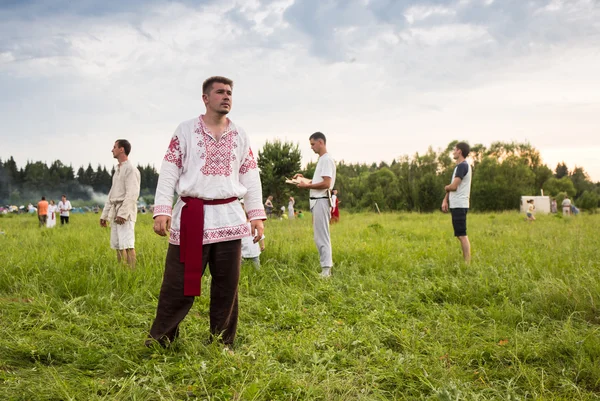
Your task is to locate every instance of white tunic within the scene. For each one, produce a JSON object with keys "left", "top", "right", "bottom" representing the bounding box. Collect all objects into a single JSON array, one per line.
[
  {"left": 101, "top": 160, "right": 141, "bottom": 222},
  {"left": 57, "top": 200, "right": 72, "bottom": 217},
  {"left": 153, "top": 115, "right": 266, "bottom": 245}
]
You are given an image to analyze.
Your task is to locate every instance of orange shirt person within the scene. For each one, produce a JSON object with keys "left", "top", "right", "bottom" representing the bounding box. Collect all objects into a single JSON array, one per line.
[{"left": 37, "top": 196, "right": 49, "bottom": 227}]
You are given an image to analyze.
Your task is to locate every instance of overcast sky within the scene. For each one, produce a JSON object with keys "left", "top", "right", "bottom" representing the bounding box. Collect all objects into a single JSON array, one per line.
[{"left": 1, "top": 0, "right": 599, "bottom": 181}]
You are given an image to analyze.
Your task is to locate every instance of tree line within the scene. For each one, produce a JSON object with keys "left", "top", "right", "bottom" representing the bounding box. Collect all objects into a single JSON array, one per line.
[
  {"left": 258, "top": 140, "right": 600, "bottom": 213},
  {"left": 2, "top": 140, "right": 599, "bottom": 212},
  {"left": 0, "top": 157, "right": 158, "bottom": 205}
]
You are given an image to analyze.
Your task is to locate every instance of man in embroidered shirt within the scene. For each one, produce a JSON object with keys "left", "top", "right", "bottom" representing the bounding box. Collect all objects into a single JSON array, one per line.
[
  {"left": 147, "top": 76, "right": 266, "bottom": 348},
  {"left": 57, "top": 194, "right": 72, "bottom": 225},
  {"left": 100, "top": 139, "right": 141, "bottom": 268},
  {"left": 442, "top": 142, "right": 472, "bottom": 263},
  {"left": 293, "top": 132, "right": 336, "bottom": 277}
]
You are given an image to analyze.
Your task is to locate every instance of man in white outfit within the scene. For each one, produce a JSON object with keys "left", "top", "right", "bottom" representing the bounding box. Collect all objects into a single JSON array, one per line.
[
  {"left": 294, "top": 132, "right": 336, "bottom": 277},
  {"left": 100, "top": 139, "right": 141, "bottom": 268}
]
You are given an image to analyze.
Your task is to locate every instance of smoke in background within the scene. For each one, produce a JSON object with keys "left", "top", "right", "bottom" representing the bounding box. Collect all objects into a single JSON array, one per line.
[{"left": 1, "top": 182, "right": 108, "bottom": 206}]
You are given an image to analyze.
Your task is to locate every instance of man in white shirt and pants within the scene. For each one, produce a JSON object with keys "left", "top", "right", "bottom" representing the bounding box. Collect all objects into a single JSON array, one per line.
[
  {"left": 100, "top": 139, "right": 141, "bottom": 268},
  {"left": 294, "top": 132, "right": 336, "bottom": 277}
]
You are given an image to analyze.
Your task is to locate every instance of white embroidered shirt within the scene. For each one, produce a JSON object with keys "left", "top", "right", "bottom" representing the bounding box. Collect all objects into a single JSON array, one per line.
[{"left": 153, "top": 115, "right": 266, "bottom": 245}]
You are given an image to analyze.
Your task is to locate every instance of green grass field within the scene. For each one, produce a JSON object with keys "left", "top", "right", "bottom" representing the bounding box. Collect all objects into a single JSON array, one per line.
[{"left": 0, "top": 211, "right": 599, "bottom": 400}]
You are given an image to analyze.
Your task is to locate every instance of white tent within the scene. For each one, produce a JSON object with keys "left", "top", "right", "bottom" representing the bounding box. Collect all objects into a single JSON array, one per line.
[{"left": 520, "top": 196, "right": 551, "bottom": 214}]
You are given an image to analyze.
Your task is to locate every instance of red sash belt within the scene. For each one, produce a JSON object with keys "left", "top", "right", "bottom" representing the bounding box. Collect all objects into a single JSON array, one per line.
[{"left": 180, "top": 196, "right": 237, "bottom": 296}]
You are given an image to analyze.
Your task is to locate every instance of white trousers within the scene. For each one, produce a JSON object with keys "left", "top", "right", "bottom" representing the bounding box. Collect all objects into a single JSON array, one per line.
[{"left": 311, "top": 199, "right": 332, "bottom": 268}]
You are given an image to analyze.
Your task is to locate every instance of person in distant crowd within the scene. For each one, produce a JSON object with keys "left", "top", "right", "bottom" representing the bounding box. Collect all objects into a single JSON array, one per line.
[
  {"left": 330, "top": 189, "right": 340, "bottom": 223},
  {"left": 562, "top": 196, "right": 572, "bottom": 216},
  {"left": 47, "top": 200, "right": 58, "bottom": 228},
  {"left": 27, "top": 203, "right": 35, "bottom": 214},
  {"left": 288, "top": 196, "right": 295, "bottom": 219},
  {"left": 37, "top": 196, "right": 49, "bottom": 227},
  {"left": 441, "top": 142, "right": 472, "bottom": 264},
  {"left": 100, "top": 139, "right": 142, "bottom": 269},
  {"left": 280, "top": 205, "right": 288, "bottom": 219},
  {"left": 147, "top": 76, "right": 266, "bottom": 348},
  {"left": 297, "top": 210, "right": 304, "bottom": 219},
  {"left": 294, "top": 132, "right": 336, "bottom": 277},
  {"left": 241, "top": 201, "right": 265, "bottom": 269},
  {"left": 264, "top": 195, "right": 274, "bottom": 219},
  {"left": 571, "top": 204, "right": 580, "bottom": 215},
  {"left": 526, "top": 199, "right": 536, "bottom": 222},
  {"left": 57, "top": 195, "right": 72, "bottom": 225},
  {"left": 550, "top": 198, "right": 557, "bottom": 214}
]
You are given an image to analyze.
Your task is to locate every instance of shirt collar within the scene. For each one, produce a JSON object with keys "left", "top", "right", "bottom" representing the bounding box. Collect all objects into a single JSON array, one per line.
[{"left": 198, "top": 114, "right": 233, "bottom": 139}]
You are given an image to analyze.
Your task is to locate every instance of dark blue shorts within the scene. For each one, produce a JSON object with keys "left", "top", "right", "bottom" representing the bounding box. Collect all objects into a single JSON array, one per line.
[{"left": 450, "top": 208, "right": 468, "bottom": 237}]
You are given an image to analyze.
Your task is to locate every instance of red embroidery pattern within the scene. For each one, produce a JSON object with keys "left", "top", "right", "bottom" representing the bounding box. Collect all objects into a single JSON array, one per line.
[
  {"left": 195, "top": 116, "right": 240, "bottom": 177},
  {"left": 169, "top": 229, "right": 180, "bottom": 245},
  {"left": 204, "top": 224, "right": 250, "bottom": 243},
  {"left": 164, "top": 136, "right": 183, "bottom": 168},
  {"left": 239, "top": 148, "right": 258, "bottom": 174},
  {"left": 153, "top": 205, "right": 172, "bottom": 216},
  {"left": 168, "top": 224, "right": 250, "bottom": 245},
  {"left": 246, "top": 209, "right": 266, "bottom": 219},
  {"left": 201, "top": 132, "right": 238, "bottom": 176}
]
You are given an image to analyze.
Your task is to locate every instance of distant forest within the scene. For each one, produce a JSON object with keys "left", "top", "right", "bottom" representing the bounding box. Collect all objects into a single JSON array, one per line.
[
  {"left": 0, "top": 159, "right": 158, "bottom": 206},
  {"left": 1, "top": 140, "right": 599, "bottom": 212}
]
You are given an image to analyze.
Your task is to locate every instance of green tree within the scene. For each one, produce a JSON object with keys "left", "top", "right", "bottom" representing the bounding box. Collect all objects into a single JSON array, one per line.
[
  {"left": 257, "top": 140, "right": 302, "bottom": 206},
  {"left": 569, "top": 166, "right": 594, "bottom": 199},
  {"left": 578, "top": 191, "right": 598, "bottom": 213},
  {"left": 543, "top": 177, "right": 576, "bottom": 198},
  {"left": 555, "top": 162, "right": 569, "bottom": 179}
]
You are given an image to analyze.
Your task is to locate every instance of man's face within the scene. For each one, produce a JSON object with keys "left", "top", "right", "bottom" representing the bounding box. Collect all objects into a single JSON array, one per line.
[
  {"left": 61, "top": 196, "right": 66, "bottom": 202},
  {"left": 310, "top": 139, "right": 323, "bottom": 154},
  {"left": 203, "top": 83, "right": 232, "bottom": 115},
  {"left": 112, "top": 142, "right": 122, "bottom": 159},
  {"left": 452, "top": 147, "right": 462, "bottom": 160}
]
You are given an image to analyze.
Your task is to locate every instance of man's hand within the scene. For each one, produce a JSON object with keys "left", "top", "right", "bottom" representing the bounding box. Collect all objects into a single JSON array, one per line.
[
  {"left": 100, "top": 219, "right": 107, "bottom": 227},
  {"left": 297, "top": 181, "right": 310, "bottom": 189},
  {"left": 114, "top": 216, "right": 126, "bottom": 225},
  {"left": 250, "top": 219, "right": 264, "bottom": 244},
  {"left": 293, "top": 173, "right": 304, "bottom": 179},
  {"left": 441, "top": 199, "right": 449, "bottom": 213},
  {"left": 154, "top": 215, "right": 171, "bottom": 236}
]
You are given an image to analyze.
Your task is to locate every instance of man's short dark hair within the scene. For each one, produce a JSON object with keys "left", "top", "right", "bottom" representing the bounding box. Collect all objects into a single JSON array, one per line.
[
  {"left": 309, "top": 132, "right": 326, "bottom": 144},
  {"left": 456, "top": 142, "right": 470, "bottom": 158},
  {"left": 116, "top": 139, "right": 132, "bottom": 156},
  {"left": 202, "top": 76, "right": 234, "bottom": 95},
  {"left": 41, "top": 196, "right": 45, "bottom": 200}
]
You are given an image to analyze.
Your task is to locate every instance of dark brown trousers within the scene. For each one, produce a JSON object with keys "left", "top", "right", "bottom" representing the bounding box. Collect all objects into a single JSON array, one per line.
[{"left": 148, "top": 240, "right": 242, "bottom": 346}]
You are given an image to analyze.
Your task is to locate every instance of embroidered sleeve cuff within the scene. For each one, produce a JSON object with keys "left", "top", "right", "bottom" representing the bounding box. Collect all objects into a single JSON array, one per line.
[
  {"left": 153, "top": 205, "right": 172, "bottom": 218},
  {"left": 247, "top": 209, "right": 267, "bottom": 220}
]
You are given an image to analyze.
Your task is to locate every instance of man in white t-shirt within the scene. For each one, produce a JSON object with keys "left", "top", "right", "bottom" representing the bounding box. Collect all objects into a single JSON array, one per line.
[
  {"left": 57, "top": 195, "right": 72, "bottom": 225},
  {"left": 441, "top": 142, "right": 472, "bottom": 263},
  {"left": 293, "top": 132, "right": 336, "bottom": 277},
  {"left": 561, "top": 196, "right": 572, "bottom": 216}
]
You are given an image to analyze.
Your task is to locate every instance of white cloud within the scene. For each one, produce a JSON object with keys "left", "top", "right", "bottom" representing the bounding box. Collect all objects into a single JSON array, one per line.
[{"left": 1, "top": 0, "right": 600, "bottom": 182}]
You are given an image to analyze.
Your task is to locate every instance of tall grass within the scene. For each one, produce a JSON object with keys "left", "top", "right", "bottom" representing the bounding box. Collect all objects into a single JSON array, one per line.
[{"left": 0, "top": 211, "right": 599, "bottom": 400}]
